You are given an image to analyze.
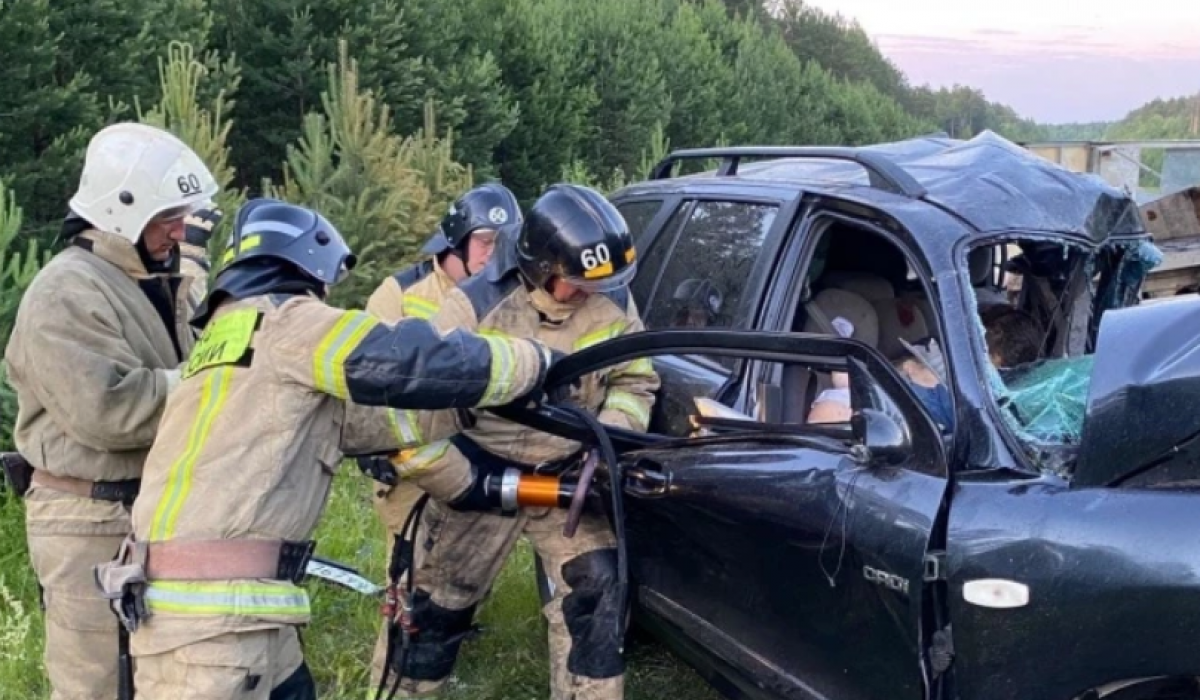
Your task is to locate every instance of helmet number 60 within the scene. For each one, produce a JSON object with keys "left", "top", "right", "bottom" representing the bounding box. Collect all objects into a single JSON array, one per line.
[
  {"left": 177, "top": 173, "right": 203, "bottom": 195},
  {"left": 581, "top": 243, "right": 611, "bottom": 271}
]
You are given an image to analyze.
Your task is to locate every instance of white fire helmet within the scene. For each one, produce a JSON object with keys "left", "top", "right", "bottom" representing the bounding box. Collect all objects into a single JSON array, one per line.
[{"left": 69, "top": 122, "right": 219, "bottom": 245}]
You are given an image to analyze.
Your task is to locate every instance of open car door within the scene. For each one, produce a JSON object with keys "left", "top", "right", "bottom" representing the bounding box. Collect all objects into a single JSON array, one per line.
[{"left": 497, "top": 330, "right": 952, "bottom": 700}]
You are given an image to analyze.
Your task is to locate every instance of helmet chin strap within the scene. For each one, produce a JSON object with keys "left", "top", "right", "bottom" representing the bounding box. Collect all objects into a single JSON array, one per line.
[{"left": 448, "top": 237, "right": 471, "bottom": 267}]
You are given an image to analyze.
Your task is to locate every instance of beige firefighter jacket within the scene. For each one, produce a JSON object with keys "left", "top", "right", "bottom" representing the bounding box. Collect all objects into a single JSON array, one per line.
[
  {"left": 394, "top": 263, "right": 659, "bottom": 494},
  {"left": 5, "top": 230, "right": 199, "bottom": 482},
  {"left": 179, "top": 242, "right": 210, "bottom": 314},
  {"left": 364, "top": 257, "right": 458, "bottom": 495},
  {"left": 365, "top": 257, "right": 456, "bottom": 322},
  {"left": 128, "top": 292, "right": 548, "bottom": 654}
]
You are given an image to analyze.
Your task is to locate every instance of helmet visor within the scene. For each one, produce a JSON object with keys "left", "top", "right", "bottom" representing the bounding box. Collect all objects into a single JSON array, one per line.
[
  {"left": 151, "top": 201, "right": 203, "bottom": 225},
  {"left": 333, "top": 254, "right": 358, "bottom": 285},
  {"left": 561, "top": 260, "right": 637, "bottom": 294}
]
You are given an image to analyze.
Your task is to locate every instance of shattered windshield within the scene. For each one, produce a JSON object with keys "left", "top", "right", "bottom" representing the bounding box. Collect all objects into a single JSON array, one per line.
[{"left": 967, "top": 236, "right": 1162, "bottom": 478}]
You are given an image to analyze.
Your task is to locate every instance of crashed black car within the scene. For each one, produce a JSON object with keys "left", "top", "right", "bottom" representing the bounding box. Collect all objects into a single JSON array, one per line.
[{"left": 514, "top": 131, "right": 1200, "bottom": 700}]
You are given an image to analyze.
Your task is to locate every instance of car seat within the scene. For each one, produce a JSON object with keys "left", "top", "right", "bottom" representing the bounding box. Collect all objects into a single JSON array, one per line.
[
  {"left": 974, "top": 249, "right": 1010, "bottom": 309},
  {"left": 822, "top": 271, "right": 928, "bottom": 360},
  {"left": 801, "top": 287, "right": 880, "bottom": 346},
  {"left": 783, "top": 288, "right": 880, "bottom": 424}
]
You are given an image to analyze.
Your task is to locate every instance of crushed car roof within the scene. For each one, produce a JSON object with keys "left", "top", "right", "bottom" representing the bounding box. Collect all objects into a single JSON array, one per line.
[{"left": 708, "top": 131, "right": 1149, "bottom": 242}]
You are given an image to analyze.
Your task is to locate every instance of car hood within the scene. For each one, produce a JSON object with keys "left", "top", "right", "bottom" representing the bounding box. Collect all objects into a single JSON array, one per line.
[{"left": 1074, "top": 297, "right": 1200, "bottom": 488}]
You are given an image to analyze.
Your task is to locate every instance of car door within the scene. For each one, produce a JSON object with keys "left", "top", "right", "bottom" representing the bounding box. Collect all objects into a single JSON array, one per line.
[{"left": 503, "top": 330, "right": 951, "bottom": 700}]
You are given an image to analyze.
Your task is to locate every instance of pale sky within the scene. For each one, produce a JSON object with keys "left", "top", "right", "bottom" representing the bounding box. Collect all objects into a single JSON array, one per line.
[{"left": 800, "top": 0, "right": 1200, "bottom": 123}]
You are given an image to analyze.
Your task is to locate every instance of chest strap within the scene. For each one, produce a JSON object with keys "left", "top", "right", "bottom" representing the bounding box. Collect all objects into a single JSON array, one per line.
[
  {"left": 31, "top": 470, "right": 140, "bottom": 506},
  {"left": 143, "top": 538, "right": 316, "bottom": 585}
]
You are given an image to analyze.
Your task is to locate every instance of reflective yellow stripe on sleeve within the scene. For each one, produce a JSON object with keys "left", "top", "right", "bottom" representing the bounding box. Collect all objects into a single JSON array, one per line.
[
  {"left": 479, "top": 330, "right": 520, "bottom": 406},
  {"left": 574, "top": 321, "right": 628, "bottom": 352},
  {"left": 614, "top": 357, "right": 655, "bottom": 378},
  {"left": 149, "top": 366, "right": 235, "bottom": 541},
  {"left": 402, "top": 295, "right": 439, "bottom": 320},
  {"left": 603, "top": 389, "right": 651, "bottom": 428},
  {"left": 313, "top": 311, "right": 379, "bottom": 399},
  {"left": 145, "top": 580, "right": 310, "bottom": 617},
  {"left": 387, "top": 409, "right": 424, "bottom": 447},
  {"left": 393, "top": 441, "right": 451, "bottom": 480}
]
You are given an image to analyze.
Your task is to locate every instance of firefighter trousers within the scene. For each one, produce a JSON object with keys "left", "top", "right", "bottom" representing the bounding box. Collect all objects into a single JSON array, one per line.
[
  {"left": 24, "top": 486, "right": 130, "bottom": 700},
  {"left": 134, "top": 626, "right": 313, "bottom": 700},
  {"left": 370, "top": 499, "right": 624, "bottom": 700},
  {"left": 371, "top": 480, "right": 426, "bottom": 551}
]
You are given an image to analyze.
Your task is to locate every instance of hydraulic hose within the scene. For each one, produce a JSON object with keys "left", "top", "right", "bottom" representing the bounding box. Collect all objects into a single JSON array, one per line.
[
  {"left": 376, "top": 492, "right": 430, "bottom": 700},
  {"left": 379, "top": 400, "right": 634, "bottom": 689},
  {"left": 475, "top": 405, "right": 631, "bottom": 646},
  {"left": 553, "top": 405, "right": 630, "bottom": 647}
]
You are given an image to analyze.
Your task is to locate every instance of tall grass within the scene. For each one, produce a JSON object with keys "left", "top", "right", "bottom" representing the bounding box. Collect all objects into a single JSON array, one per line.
[
  {"left": 0, "top": 491, "right": 46, "bottom": 700},
  {"left": 0, "top": 470, "right": 720, "bottom": 699}
]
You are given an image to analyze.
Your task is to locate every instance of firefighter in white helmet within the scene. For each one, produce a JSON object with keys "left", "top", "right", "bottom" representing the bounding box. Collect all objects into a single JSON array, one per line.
[{"left": 3, "top": 122, "right": 218, "bottom": 700}]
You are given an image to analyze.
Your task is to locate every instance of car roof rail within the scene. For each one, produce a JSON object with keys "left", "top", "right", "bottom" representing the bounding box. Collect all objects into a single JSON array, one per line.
[{"left": 648, "top": 146, "right": 928, "bottom": 198}]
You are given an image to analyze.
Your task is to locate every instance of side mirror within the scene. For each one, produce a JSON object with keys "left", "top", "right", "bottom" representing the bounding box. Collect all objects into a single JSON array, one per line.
[{"left": 851, "top": 409, "right": 911, "bottom": 466}]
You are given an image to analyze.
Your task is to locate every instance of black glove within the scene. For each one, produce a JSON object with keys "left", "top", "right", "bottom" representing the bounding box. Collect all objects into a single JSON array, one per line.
[
  {"left": 184, "top": 205, "right": 224, "bottom": 247},
  {"left": 0, "top": 452, "right": 33, "bottom": 497},
  {"left": 355, "top": 455, "right": 398, "bottom": 486},
  {"left": 445, "top": 464, "right": 499, "bottom": 513}
]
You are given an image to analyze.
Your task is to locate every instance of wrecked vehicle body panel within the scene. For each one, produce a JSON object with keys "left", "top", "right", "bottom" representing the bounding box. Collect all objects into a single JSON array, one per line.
[
  {"left": 731, "top": 131, "right": 1147, "bottom": 242},
  {"left": 947, "top": 478, "right": 1200, "bottom": 700},
  {"left": 503, "top": 131, "right": 1200, "bottom": 700},
  {"left": 1075, "top": 296, "right": 1200, "bottom": 488}
]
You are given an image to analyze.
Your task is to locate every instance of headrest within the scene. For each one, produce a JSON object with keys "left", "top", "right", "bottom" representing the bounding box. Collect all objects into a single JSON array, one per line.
[
  {"left": 968, "top": 246, "right": 994, "bottom": 286},
  {"left": 803, "top": 288, "right": 879, "bottom": 348},
  {"left": 822, "top": 271, "right": 896, "bottom": 302}
]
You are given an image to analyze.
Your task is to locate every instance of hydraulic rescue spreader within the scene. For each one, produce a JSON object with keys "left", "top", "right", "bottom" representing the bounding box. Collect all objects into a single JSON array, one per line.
[{"left": 373, "top": 404, "right": 632, "bottom": 700}]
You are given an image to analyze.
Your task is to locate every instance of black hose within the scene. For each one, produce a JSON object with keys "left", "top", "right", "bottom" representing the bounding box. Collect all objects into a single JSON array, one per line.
[
  {"left": 557, "top": 405, "right": 630, "bottom": 646},
  {"left": 375, "top": 492, "right": 430, "bottom": 700},
  {"left": 373, "top": 400, "right": 632, "bottom": 694}
]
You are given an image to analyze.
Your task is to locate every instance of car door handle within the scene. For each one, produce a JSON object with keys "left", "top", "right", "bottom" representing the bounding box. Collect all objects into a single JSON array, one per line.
[{"left": 623, "top": 462, "right": 670, "bottom": 498}]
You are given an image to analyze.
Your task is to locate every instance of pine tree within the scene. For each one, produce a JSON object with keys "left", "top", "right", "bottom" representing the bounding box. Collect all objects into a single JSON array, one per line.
[
  {"left": 374, "top": 0, "right": 520, "bottom": 177},
  {"left": 46, "top": 0, "right": 213, "bottom": 114},
  {"left": 561, "top": 121, "right": 673, "bottom": 194},
  {"left": 570, "top": 0, "right": 674, "bottom": 180},
  {"left": 207, "top": 0, "right": 516, "bottom": 190},
  {"left": 655, "top": 1, "right": 739, "bottom": 154},
  {"left": 0, "top": 0, "right": 105, "bottom": 243},
  {"left": 266, "top": 42, "right": 472, "bottom": 308},
  {"left": 479, "top": 0, "right": 601, "bottom": 201},
  {"left": 0, "top": 180, "right": 51, "bottom": 450}
]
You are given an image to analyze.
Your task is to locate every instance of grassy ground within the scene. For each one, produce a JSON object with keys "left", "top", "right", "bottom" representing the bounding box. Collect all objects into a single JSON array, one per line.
[{"left": 0, "top": 470, "right": 722, "bottom": 700}]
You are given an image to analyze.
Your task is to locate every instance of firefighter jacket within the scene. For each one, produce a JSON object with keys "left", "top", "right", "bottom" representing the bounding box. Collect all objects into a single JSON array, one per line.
[
  {"left": 394, "top": 259, "right": 659, "bottom": 493},
  {"left": 127, "top": 292, "right": 549, "bottom": 654},
  {"left": 365, "top": 257, "right": 456, "bottom": 322},
  {"left": 5, "top": 229, "right": 198, "bottom": 482},
  {"left": 179, "top": 242, "right": 210, "bottom": 314},
  {"left": 364, "top": 258, "right": 458, "bottom": 494}
]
